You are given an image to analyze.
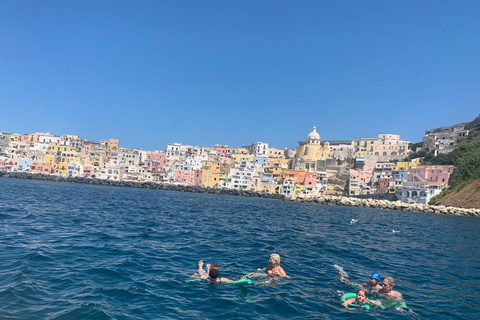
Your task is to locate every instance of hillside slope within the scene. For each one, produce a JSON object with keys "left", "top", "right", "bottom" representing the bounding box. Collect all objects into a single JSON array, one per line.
[{"left": 434, "top": 178, "right": 480, "bottom": 209}]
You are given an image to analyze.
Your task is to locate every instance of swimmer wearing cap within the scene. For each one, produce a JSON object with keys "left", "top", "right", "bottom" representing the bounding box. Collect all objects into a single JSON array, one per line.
[{"left": 360, "top": 272, "right": 382, "bottom": 293}]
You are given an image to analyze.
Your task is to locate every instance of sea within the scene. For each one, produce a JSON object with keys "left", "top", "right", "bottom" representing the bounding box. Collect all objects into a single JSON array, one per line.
[{"left": 0, "top": 177, "right": 479, "bottom": 319}]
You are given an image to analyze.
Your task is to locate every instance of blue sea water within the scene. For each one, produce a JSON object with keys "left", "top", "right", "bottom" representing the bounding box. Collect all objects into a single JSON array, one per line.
[{"left": 0, "top": 178, "right": 479, "bottom": 319}]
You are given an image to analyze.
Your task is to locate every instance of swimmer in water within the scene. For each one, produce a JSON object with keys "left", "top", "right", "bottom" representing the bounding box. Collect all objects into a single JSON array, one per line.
[
  {"left": 361, "top": 272, "right": 382, "bottom": 293},
  {"left": 197, "top": 261, "right": 233, "bottom": 283},
  {"left": 340, "top": 271, "right": 381, "bottom": 294},
  {"left": 259, "top": 254, "right": 289, "bottom": 278},
  {"left": 342, "top": 288, "right": 382, "bottom": 309},
  {"left": 378, "top": 277, "right": 403, "bottom": 301}
]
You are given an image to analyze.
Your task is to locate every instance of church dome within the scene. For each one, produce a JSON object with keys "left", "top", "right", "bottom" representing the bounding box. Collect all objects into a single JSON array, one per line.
[{"left": 307, "top": 126, "right": 320, "bottom": 141}]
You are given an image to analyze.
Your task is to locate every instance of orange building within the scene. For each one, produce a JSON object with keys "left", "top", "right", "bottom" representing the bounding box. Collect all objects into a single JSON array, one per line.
[{"left": 279, "top": 170, "right": 307, "bottom": 184}]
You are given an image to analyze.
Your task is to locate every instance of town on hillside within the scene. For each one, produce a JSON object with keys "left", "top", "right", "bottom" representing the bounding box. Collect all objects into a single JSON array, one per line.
[{"left": 0, "top": 123, "right": 469, "bottom": 205}]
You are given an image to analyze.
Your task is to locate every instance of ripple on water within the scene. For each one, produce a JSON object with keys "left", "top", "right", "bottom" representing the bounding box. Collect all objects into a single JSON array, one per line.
[{"left": 1, "top": 178, "right": 480, "bottom": 319}]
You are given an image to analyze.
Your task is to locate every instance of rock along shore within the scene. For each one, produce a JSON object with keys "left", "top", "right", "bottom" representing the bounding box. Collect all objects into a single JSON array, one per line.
[
  {"left": 1, "top": 171, "right": 479, "bottom": 217},
  {"left": 285, "top": 193, "right": 480, "bottom": 217},
  {"left": 0, "top": 171, "right": 284, "bottom": 200}
]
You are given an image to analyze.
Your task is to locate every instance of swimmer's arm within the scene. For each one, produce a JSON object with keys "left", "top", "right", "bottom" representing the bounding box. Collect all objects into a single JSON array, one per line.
[
  {"left": 342, "top": 298, "right": 355, "bottom": 308},
  {"left": 393, "top": 292, "right": 403, "bottom": 301},
  {"left": 221, "top": 277, "right": 234, "bottom": 283},
  {"left": 369, "top": 299, "right": 382, "bottom": 306},
  {"left": 339, "top": 273, "right": 352, "bottom": 285},
  {"left": 278, "top": 267, "right": 290, "bottom": 278}
]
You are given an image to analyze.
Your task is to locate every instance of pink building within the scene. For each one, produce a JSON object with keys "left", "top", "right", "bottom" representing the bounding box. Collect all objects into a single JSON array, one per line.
[
  {"left": 377, "top": 177, "right": 393, "bottom": 193},
  {"left": 216, "top": 148, "right": 227, "bottom": 156},
  {"left": 30, "top": 162, "right": 56, "bottom": 174},
  {"left": 174, "top": 170, "right": 195, "bottom": 185},
  {"left": 219, "top": 157, "right": 232, "bottom": 165},
  {"left": 83, "top": 166, "right": 93, "bottom": 178},
  {"left": 304, "top": 172, "right": 317, "bottom": 187},
  {"left": 407, "top": 165, "right": 454, "bottom": 186},
  {"left": 19, "top": 135, "right": 30, "bottom": 143},
  {"left": 194, "top": 170, "right": 203, "bottom": 186},
  {"left": 349, "top": 169, "right": 374, "bottom": 195},
  {"left": 145, "top": 153, "right": 167, "bottom": 170}
]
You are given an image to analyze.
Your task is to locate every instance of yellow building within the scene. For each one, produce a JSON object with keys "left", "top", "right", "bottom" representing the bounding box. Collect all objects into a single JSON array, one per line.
[
  {"left": 46, "top": 143, "right": 81, "bottom": 175},
  {"left": 268, "top": 148, "right": 285, "bottom": 159},
  {"left": 294, "top": 184, "right": 305, "bottom": 195},
  {"left": 231, "top": 153, "right": 254, "bottom": 164},
  {"left": 260, "top": 181, "right": 281, "bottom": 194},
  {"left": 393, "top": 161, "right": 418, "bottom": 171},
  {"left": 291, "top": 126, "right": 332, "bottom": 172},
  {"left": 263, "top": 164, "right": 286, "bottom": 178},
  {"left": 109, "top": 139, "right": 119, "bottom": 151},
  {"left": 201, "top": 160, "right": 225, "bottom": 188},
  {"left": 295, "top": 127, "right": 331, "bottom": 161}
]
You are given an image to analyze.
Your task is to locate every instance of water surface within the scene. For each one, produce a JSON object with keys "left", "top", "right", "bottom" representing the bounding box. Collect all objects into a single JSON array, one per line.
[{"left": 1, "top": 178, "right": 479, "bottom": 319}]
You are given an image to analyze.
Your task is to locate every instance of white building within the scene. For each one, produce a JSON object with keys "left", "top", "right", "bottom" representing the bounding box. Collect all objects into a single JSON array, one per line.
[
  {"left": 251, "top": 142, "right": 269, "bottom": 157},
  {"left": 97, "top": 167, "right": 125, "bottom": 180},
  {"left": 67, "top": 163, "right": 84, "bottom": 177},
  {"left": 165, "top": 143, "right": 189, "bottom": 160},
  {"left": 395, "top": 185, "right": 445, "bottom": 205},
  {"left": 423, "top": 123, "right": 469, "bottom": 154},
  {"left": 225, "top": 161, "right": 263, "bottom": 190},
  {"left": 38, "top": 133, "right": 61, "bottom": 144}
]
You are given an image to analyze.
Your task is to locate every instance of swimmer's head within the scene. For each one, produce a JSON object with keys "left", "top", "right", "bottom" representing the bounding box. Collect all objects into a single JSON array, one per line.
[
  {"left": 369, "top": 272, "right": 381, "bottom": 283},
  {"left": 383, "top": 276, "right": 395, "bottom": 287},
  {"left": 270, "top": 254, "right": 281, "bottom": 265},
  {"left": 356, "top": 288, "right": 368, "bottom": 302},
  {"left": 209, "top": 264, "right": 220, "bottom": 279}
]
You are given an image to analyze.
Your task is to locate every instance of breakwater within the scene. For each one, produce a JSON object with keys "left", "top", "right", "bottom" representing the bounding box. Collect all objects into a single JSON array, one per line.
[
  {"left": 286, "top": 193, "right": 480, "bottom": 217},
  {"left": 0, "top": 171, "right": 284, "bottom": 200},
  {"left": 1, "top": 171, "right": 479, "bottom": 217}
]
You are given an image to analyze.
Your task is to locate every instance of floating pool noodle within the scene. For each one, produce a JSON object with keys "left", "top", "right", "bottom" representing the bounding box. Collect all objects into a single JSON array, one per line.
[{"left": 186, "top": 278, "right": 251, "bottom": 284}]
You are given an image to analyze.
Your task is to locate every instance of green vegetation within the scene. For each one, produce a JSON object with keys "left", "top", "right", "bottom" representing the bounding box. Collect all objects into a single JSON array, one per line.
[
  {"left": 429, "top": 139, "right": 480, "bottom": 188},
  {"left": 409, "top": 141, "right": 424, "bottom": 152},
  {"left": 424, "top": 115, "right": 480, "bottom": 205},
  {"left": 403, "top": 115, "right": 480, "bottom": 205}
]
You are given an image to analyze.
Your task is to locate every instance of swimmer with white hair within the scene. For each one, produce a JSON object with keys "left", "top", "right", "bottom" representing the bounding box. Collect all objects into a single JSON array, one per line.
[{"left": 258, "top": 254, "right": 289, "bottom": 278}]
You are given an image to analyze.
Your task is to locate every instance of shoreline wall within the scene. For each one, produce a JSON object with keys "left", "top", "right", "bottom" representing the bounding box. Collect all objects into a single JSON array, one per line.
[
  {"left": 0, "top": 171, "right": 284, "bottom": 200},
  {"left": 1, "top": 171, "right": 479, "bottom": 217},
  {"left": 285, "top": 193, "right": 480, "bottom": 217}
]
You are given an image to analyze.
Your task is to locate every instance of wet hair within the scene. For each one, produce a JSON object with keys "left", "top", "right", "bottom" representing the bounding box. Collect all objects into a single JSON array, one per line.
[
  {"left": 357, "top": 288, "right": 368, "bottom": 298},
  {"left": 209, "top": 264, "right": 220, "bottom": 279},
  {"left": 270, "top": 254, "right": 281, "bottom": 265},
  {"left": 384, "top": 276, "right": 395, "bottom": 287}
]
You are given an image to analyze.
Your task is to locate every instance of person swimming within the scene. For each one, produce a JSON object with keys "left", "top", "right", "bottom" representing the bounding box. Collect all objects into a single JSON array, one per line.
[
  {"left": 361, "top": 272, "right": 382, "bottom": 293},
  {"left": 378, "top": 277, "right": 403, "bottom": 301},
  {"left": 259, "top": 254, "right": 289, "bottom": 278},
  {"left": 196, "top": 260, "right": 233, "bottom": 283},
  {"left": 342, "top": 288, "right": 382, "bottom": 309},
  {"left": 339, "top": 270, "right": 381, "bottom": 293}
]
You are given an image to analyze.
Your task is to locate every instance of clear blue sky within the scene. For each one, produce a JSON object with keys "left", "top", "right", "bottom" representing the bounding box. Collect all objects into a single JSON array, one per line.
[{"left": 1, "top": 1, "right": 479, "bottom": 150}]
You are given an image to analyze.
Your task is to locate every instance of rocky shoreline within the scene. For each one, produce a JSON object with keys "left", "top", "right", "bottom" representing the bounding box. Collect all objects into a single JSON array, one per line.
[
  {"left": 285, "top": 193, "right": 480, "bottom": 217},
  {"left": 1, "top": 171, "right": 479, "bottom": 217},
  {"left": 0, "top": 171, "right": 284, "bottom": 200}
]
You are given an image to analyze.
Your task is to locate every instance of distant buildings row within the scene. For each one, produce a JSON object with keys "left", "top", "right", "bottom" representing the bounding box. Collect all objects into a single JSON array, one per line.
[{"left": 0, "top": 122, "right": 468, "bottom": 205}]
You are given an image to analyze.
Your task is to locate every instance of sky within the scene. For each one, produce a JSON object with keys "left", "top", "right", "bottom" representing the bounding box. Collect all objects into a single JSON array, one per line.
[{"left": 0, "top": 1, "right": 479, "bottom": 151}]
